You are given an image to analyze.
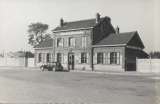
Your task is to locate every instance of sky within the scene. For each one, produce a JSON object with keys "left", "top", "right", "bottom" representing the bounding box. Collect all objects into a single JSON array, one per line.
[{"left": 0, "top": 0, "right": 160, "bottom": 53}]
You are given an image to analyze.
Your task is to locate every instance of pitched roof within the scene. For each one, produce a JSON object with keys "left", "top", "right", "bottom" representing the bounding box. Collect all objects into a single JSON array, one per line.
[
  {"left": 34, "top": 38, "right": 53, "bottom": 48},
  {"left": 52, "top": 17, "right": 110, "bottom": 32},
  {"left": 94, "top": 31, "right": 137, "bottom": 46}
]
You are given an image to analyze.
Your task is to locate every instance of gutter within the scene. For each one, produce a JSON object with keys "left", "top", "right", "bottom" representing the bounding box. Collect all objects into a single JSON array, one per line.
[{"left": 92, "top": 44, "right": 126, "bottom": 47}]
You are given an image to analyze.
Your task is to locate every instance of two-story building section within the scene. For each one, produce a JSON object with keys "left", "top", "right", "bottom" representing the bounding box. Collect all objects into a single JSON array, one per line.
[
  {"left": 34, "top": 13, "right": 148, "bottom": 71},
  {"left": 34, "top": 38, "right": 55, "bottom": 66}
]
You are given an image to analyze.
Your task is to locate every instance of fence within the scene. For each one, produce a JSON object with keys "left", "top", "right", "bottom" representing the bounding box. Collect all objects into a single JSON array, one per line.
[
  {"left": 137, "top": 59, "right": 160, "bottom": 73},
  {"left": 0, "top": 57, "right": 35, "bottom": 67}
]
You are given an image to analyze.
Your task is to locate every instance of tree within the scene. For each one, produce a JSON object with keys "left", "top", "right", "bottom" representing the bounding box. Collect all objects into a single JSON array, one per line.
[
  {"left": 149, "top": 51, "right": 160, "bottom": 59},
  {"left": 27, "top": 22, "right": 49, "bottom": 46},
  {"left": 25, "top": 51, "right": 34, "bottom": 58}
]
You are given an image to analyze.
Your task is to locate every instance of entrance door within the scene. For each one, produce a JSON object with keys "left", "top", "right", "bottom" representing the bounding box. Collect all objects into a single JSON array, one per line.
[{"left": 68, "top": 53, "right": 74, "bottom": 70}]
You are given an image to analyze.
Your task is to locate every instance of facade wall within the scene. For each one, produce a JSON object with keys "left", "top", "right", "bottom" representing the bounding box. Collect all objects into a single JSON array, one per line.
[
  {"left": 125, "top": 48, "right": 145, "bottom": 71},
  {"left": 35, "top": 48, "right": 54, "bottom": 66},
  {"left": 54, "top": 29, "right": 92, "bottom": 49},
  {"left": 54, "top": 29, "right": 92, "bottom": 70},
  {"left": 93, "top": 46, "right": 125, "bottom": 71},
  {"left": 57, "top": 49, "right": 91, "bottom": 70}
]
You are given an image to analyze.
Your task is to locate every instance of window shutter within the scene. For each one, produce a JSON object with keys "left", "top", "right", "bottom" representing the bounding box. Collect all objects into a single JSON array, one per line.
[
  {"left": 105, "top": 53, "right": 108, "bottom": 64},
  {"left": 66, "top": 38, "right": 68, "bottom": 47},
  {"left": 75, "top": 54, "right": 78, "bottom": 64},
  {"left": 61, "top": 53, "right": 64, "bottom": 64},
  {"left": 107, "top": 52, "right": 110, "bottom": 64},
  {"left": 85, "top": 37, "right": 87, "bottom": 48},
  {"left": 73, "top": 38, "right": 76, "bottom": 47},
  {"left": 82, "top": 37, "right": 84, "bottom": 48},
  {"left": 55, "top": 53, "right": 57, "bottom": 62},
  {"left": 120, "top": 53, "right": 122, "bottom": 65},
  {"left": 64, "top": 54, "right": 67, "bottom": 64},
  {"left": 45, "top": 53, "right": 47, "bottom": 63},
  {"left": 42, "top": 53, "right": 45, "bottom": 63},
  {"left": 117, "top": 52, "right": 120, "bottom": 64},
  {"left": 86, "top": 53, "right": 89, "bottom": 64},
  {"left": 52, "top": 53, "right": 55, "bottom": 62},
  {"left": 93, "top": 53, "right": 97, "bottom": 64},
  {"left": 49, "top": 53, "right": 51, "bottom": 62},
  {"left": 62, "top": 38, "right": 64, "bottom": 47},
  {"left": 103, "top": 53, "right": 106, "bottom": 64},
  {"left": 56, "top": 38, "right": 57, "bottom": 48},
  {"left": 50, "top": 53, "right": 52, "bottom": 62},
  {"left": 37, "top": 54, "right": 39, "bottom": 63},
  {"left": 78, "top": 53, "right": 81, "bottom": 64}
]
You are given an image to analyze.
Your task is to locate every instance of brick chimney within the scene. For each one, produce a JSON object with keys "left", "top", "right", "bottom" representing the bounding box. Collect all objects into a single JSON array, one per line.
[
  {"left": 96, "top": 13, "right": 100, "bottom": 23},
  {"left": 115, "top": 26, "right": 120, "bottom": 34},
  {"left": 60, "top": 18, "right": 64, "bottom": 27}
]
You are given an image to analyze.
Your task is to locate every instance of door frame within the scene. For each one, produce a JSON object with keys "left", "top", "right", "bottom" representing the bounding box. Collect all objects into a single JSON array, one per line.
[{"left": 68, "top": 52, "right": 74, "bottom": 70}]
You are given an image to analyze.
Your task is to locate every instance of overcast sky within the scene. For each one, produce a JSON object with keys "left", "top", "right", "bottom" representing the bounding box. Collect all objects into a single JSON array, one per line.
[{"left": 0, "top": 0, "right": 159, "bottom": 53}]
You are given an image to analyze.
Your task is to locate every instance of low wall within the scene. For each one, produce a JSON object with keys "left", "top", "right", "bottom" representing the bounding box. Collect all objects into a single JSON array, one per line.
[
  {"left": 0, "top": 57, "right": 25, "bottom": 67},
  {"left": 0, "top": 57, "right": 35, "bottom": 67},
  {"left": 137, "top": 59, "right": 160, "bottom": 73},
  {"left": 94, "top": 64, "right": 124, "bottom": 72},
  {"left": 28, "top": 58, "right": 35, "bottom": 67}
]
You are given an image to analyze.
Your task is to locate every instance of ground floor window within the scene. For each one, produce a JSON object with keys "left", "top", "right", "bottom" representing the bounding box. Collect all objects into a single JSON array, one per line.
[
  {"left": 57, "top": 53, "right": 62, "bottom": 63},
  {"left": 81, "top": 52, "right": 87, "bottom": 63},
  {"left": 97, "top": 52, "right": 103, "bottom": 64},
  {"left": 110, "top": 52, "right": 120, "bottom": 64},
  {"left": 46, "top": 53, "right": 51, "bottom": 63},
  {"left": 38, "top": 53, "right": 42, "bottom": 62}
]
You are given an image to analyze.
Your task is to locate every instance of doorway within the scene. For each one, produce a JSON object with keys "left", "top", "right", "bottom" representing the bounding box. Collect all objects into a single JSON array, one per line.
[{"left": 68, "top": 53, "right": 74, "bottom": 70}]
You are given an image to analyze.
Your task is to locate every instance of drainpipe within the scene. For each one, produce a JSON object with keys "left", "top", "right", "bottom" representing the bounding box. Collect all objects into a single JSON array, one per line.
[
  {"left": 91, "top": 28, "right": 94, "bottom": 71},
  {"left": 91, "top": 47, "right": 94, "bottom": 71}
]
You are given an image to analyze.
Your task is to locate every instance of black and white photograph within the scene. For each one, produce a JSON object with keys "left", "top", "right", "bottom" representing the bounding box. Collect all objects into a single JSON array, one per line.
[{"left": 0, "top": 0, "right": 160, "bottom": 103}]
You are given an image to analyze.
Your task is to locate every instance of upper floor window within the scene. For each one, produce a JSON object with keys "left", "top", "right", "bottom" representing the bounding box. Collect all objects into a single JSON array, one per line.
[
  {"left": 97, "top": 52, "right": 103, "bottom": 64},
  {"left": 82, "top": 37, "right": 87, "bottom": 48},
  {"left": 110, "top": 52, "right": 120, "bottom": 64},
  {"left": 69, "top": 37, "right": 75, "bottom": 47},
  {"left": 57, "top": 38, "right": 63, "bottom": 47}
]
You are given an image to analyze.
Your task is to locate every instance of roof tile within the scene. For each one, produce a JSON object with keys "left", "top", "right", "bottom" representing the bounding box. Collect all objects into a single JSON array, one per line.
[
  {"left": 52, "top": 17, "right": 109, "bottom": 32},
  {"left": 94, "top": 31, "right": 136, "bottom": 46},
  {"left": 34, "top": 38, "right": 53, "bottom": 48}
]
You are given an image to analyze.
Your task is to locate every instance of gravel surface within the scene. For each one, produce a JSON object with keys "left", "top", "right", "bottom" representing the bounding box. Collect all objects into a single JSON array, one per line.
[{"left": 0, "top": 68, "right": 159, "bottom": 104}]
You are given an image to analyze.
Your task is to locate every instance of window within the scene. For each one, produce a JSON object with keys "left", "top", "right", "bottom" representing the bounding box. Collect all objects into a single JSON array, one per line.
[
  {"left": 57, "top": 53, "right": 62, "bottom": 63},
  {"left": 110, "top": 52, "right": 120, "bottom": 64},
  {"left": 81, "top": 53, "right": 87, "bottom": 63},
  {"left": 57, "top": 38, "right": 63, "bottom": 47},
  {"left": 97, "top": 52, "right": 103, "bottom": 64},
  {"left": 46, "top": 53, "right": 50, "bottom": 63},
  {"left": 82, "top": 37, "right": 87, "bottom": 48},
  {"left": 38, "top": 53, "right": 42, "bottom": 62},
  {"left": 69, "top": 37, "right": 75, "bottom": 47}
]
